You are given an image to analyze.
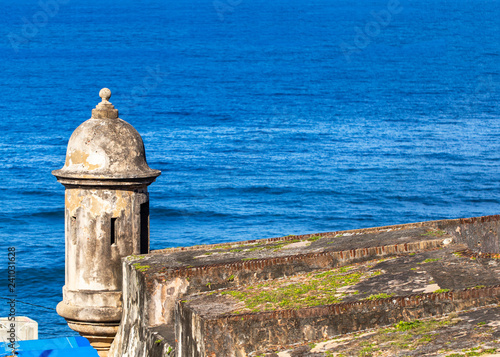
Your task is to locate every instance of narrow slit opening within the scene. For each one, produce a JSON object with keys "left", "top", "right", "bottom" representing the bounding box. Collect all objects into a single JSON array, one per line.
[
  {"left": 140, "top": 203, "right": 149, "bottom": 254},
  {"left": 111, "top": 217, "right": 117, "bottom": 246}
]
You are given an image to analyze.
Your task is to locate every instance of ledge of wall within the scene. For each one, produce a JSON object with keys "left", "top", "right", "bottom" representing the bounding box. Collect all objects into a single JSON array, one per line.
[{"left": 110, "top": 214, "right": 500, "bottom": 357}]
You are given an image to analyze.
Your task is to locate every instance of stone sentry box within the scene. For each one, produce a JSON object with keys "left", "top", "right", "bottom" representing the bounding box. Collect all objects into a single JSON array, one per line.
[{"left": 52, "top": 88, "right": 160, "bottom": 356}]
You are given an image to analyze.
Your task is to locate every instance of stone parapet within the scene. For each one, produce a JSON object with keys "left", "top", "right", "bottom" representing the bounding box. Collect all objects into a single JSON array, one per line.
[{"left": 111, "top": 214, "right": 500, "bottom": 356}]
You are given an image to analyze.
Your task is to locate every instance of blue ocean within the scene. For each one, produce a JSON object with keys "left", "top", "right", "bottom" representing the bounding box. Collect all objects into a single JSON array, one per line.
[{"left": 0, "top": 0, "right": 499, "bottom": 338}]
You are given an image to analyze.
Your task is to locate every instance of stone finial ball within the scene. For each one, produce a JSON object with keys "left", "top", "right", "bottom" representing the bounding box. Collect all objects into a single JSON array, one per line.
[{"left": 99, "top": 88, "right": 112, "bottom": 102}]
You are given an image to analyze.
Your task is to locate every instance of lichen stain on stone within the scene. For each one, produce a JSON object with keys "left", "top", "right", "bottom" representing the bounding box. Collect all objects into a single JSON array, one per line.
[
  {"left": 157, "top": 278, "right": 189, "bottom": 327},
  {"left": 66, "top": 190, "right": 84, "bottom": 215},
  {"left": 113, "top": 190, "right": 133, "bottom": 217},
  {"left": 65, "top": 149, "right": 103, "bottom": 171},
  {"left": 88, "top": 194, "right": 112, "bottom": 216}
]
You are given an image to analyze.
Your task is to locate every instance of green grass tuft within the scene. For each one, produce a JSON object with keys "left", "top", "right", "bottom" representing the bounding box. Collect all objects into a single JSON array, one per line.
[
  {"left": 307, "top": 235, "right": 322, "bottom": 242},
  {"left": 434, "top": 288, "right": 450, "bottom": 293},
  {"left": 133, "top": 263, "right": 150, "bottom": 272},
  {"left": 364, "top": 293, "right": 394, "bottom": 300},
  {"left": 418, "top": 258, "right": 440, "bottom": 264},
  {"left": 421, "top": 230, "right": 447, "bottom": 237}
]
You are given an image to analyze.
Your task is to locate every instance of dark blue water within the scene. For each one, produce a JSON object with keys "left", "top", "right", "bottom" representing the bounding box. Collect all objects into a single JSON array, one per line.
[{"left": 1, "top": 0, "right": 499, "bottom": 338}]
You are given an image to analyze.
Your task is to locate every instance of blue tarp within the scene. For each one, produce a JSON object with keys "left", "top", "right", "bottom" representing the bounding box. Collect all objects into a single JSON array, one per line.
[{"left": 0, "top": 336, "right": 99, "bottom": 356}]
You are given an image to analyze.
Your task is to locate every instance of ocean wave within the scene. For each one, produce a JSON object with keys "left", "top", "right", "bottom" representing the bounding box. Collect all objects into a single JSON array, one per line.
[
  {"left": 29, "top": 210, "right": 64, "bottom": 219},
  {"left": 152, "top": 207, "right": 280, "bottom": 220}
]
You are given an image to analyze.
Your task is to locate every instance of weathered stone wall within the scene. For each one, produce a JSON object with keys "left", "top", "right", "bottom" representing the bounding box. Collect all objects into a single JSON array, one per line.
[
  {"left": 447, "top": 215, "right": 500, "bottom": 253},
  {"left": 109, "top": 258, "right": 175, "bottom": 357},
  {"left": 57, "top": 187, "right": 149, "bottom": 330},
  {"left": 64, "top": 187, "right": 148, "bottom": 293},
  {"left": 179, "top": 287, "right": 500, "bottom": 356},
  {"left": 110, "top": 215, "right": 500, "bottom": 357},
  {"left": 111, "top": 229, "right": 444, "bottom": 356}
]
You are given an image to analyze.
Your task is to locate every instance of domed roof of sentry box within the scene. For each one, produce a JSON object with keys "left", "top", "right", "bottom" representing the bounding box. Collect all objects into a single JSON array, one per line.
[{"left": 52, "top": 88, "right": 161, "bottom": 185}]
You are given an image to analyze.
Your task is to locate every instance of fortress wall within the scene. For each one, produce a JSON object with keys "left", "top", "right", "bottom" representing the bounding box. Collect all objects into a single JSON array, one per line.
[
  {"left": 110, "top": 260, "right": 175, "bottom": 357},
  {"left": 178, "top": 287, "right": 500, "bottom": 356},
  {"left": 448, "top": 215, "right": 500, "bottom": 253},
  {"left": 110, "top": 215, "right": 500, "bottom": 357}
]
